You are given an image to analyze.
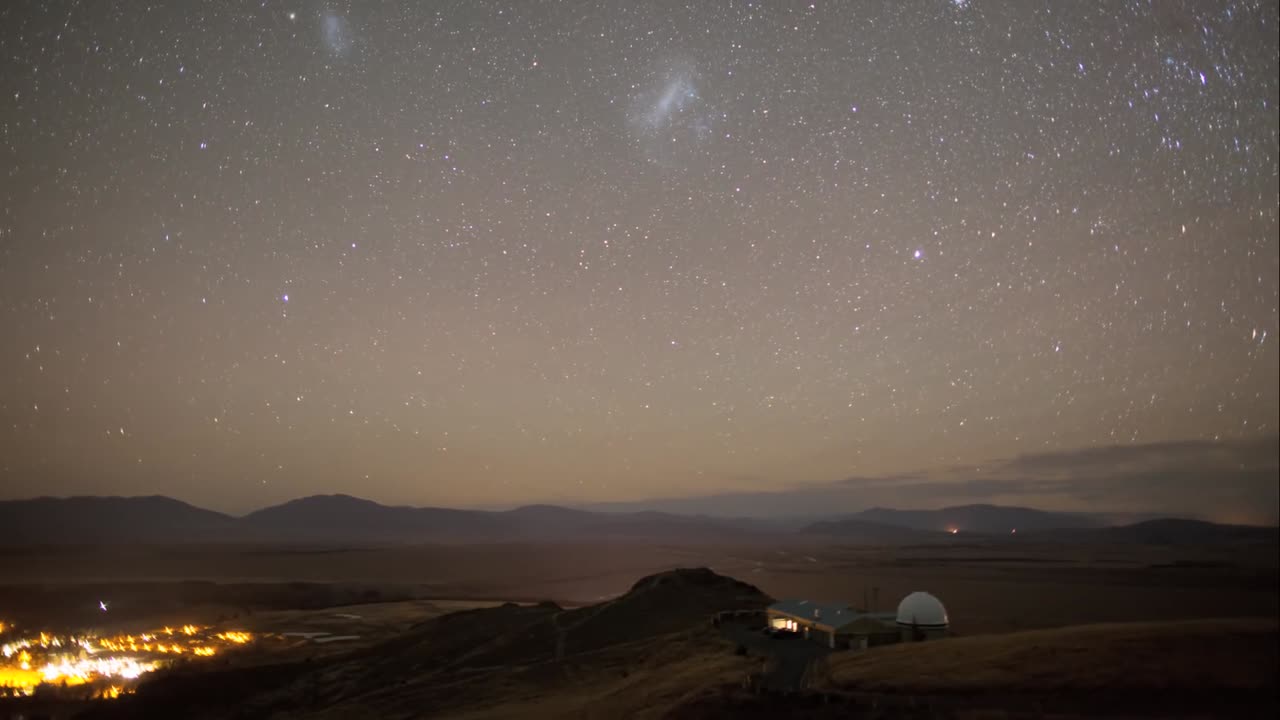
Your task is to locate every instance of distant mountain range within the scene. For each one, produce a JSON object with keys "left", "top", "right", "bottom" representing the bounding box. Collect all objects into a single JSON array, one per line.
[
  {"left": 0, "top": 495, "right": 237, "bottom": 544},
  {"left": 0, "top": 495, "right": 1274, "bottom": 546},
  {"left": 0, "top": 494, "right": 773, "bottom": 545},
  {"left": 1027, "top": 518, "right": 1280, "bottom": 546},
  {"left": 842, "top": 503, "right": 1106, "bottom": 533},
  {"left": 796, "top": 517, "right": 947, "bottom": 544}
]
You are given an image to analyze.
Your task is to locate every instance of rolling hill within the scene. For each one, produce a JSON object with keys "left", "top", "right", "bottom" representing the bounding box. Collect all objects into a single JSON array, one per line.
[
  {"left": 1032, "top": 517, "right": 1280, "bottom": 546},
  {"left": 85, "top": 568, "right": 773, "bottom": 720},
  {"left": 2, "top": 495, "right": 1273, "bottom": 546},
  {"left": 0, "top": 495, "right": 235, "bottom": 544},
  {"left": 801, "top": 511, "right": 1277, "bottom": 546},
  {"left": 240, "top": 494, "right": 776, "bottom": 543},
  {"left": 76, "top": 570, "right": 1279, "bottom": 720},
  {"left": 849, "top": 503, "right": 1105, "bottom": 533},
  {"left": 0, "top": 494, "right": 778, "bottom": 545},
  {"left": 818, "top": 617, "right": 1279, "bottom": 693},
  {"left": 238, "top": 494, "right": 505, "bottom": 542},
  {"left": 797, "top": 517, "right": 951, "bottom": 543}
]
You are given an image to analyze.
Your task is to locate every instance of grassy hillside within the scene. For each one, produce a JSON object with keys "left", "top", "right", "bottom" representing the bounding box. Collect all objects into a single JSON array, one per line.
[
  {"left": 818, "top": 617, "right": 1278, "bottom": 693},
  {"left": 71, "top": 573, "right": 1277, "bottom": 719},
  {"left": 396, "top": 628, "right": 757, "bottom": 720},
  {"left": 85, "top": 568, "right": 771, "bottom": 719},
  {"left": 256, "top": 568, "right": 772, "bottom": 719},
  {"left": 558, "top": 566, "right": 770, "bottom": 654}
]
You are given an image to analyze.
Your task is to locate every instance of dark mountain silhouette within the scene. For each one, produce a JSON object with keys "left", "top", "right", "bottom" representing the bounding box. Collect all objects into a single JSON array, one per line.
[
  {"left": 801, "top": 514, "right": 1279, "bottom": 547},
  {"left": 361, "top": 567, "right": 772, "bottom": 671},
  {"left": 499, "top": 503, "right": 773, "bottom": 541},
  {"left": 851, "top": 503, "right": 1105, "bottom": 533},
  {"left": 0, "top": 496, "right": 235, "bottom": 544},
  {"left": 253, "top": 494, "right": 776, "bottom": 542},
  {"left": 807, "top": 507, "right": 1272, "bottom": 545},
  {"left": 239, "top": 494, "right": 505, "bottom": 542},
  {"left": 0, "top": 494, "right": 776, "bottom": 544},
  {"left": 2, "top": 495, "right": 1271, "bottom": 546},
  {"left": 799, "top": 517, "right": 952, "bottom": 543},
  {"left": 555, "top": 566, "right": 772, "bottom": 653},
  {"left": 1031, "top": 518, "right": 1280, "bottom": 546}
]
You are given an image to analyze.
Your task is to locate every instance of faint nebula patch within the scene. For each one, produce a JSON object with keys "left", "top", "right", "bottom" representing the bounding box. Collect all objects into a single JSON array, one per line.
[
  {"left": 627, "top": 61, "right": 718, "bottom": 167},
  {"left": 321, "top": 12, "right": 352, "bottom": 56},
  {"left": 642, "top": 73, "right": 698, "bottom": 129}
]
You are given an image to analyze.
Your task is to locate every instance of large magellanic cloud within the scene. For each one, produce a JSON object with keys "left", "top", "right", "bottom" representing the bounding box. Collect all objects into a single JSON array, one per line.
[{"left": 626, "top": 59, "right": 719, "bottom": 167}]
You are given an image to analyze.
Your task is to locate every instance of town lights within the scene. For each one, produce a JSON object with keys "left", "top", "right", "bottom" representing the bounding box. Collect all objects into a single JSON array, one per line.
[{"left": 0, "top": 619, "right": 255, "bottom": 699}]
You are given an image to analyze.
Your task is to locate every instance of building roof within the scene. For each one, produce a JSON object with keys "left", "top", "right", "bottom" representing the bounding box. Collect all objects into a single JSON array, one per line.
[
  {"left": 895, "top": 591, "right": 948, "bottom": 628},
  {"left": 768, "top": 599, "right": 896, "bottom": 631}
]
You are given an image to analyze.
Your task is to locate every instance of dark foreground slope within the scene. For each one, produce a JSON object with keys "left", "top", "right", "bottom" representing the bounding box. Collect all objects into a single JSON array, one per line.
[
  {"left": 819, "top": 617, "right": 1279, "bottom": 693},
  {"left": 666, "top": 618, "right": 1279, "bottom": 719},
  {"left": 82, "top": 568, "right": 772, "bottom": 720},
  {"left": 72, "top": 572, "right": 1278, "bottom": 720}
]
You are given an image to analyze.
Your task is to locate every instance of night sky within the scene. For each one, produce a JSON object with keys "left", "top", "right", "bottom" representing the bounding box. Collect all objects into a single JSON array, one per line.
[{"left": 1, "top": 1, "right": 1276, "bottom": 519}]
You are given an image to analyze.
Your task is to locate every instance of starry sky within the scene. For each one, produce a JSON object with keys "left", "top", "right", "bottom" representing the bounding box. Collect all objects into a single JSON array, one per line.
[{"left": 1, "top": 1, "right": 1277, "bottom": 519}]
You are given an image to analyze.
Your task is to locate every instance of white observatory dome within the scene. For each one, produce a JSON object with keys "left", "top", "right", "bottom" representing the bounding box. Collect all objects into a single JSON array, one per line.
[{"left": 895, "top": 591, "right": 948, "bottom": 628}]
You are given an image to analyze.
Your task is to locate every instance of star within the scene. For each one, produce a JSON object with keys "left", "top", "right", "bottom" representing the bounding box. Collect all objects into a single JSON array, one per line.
[{"left": 0, "top": 0, "right": 1272, "bottom": 522}]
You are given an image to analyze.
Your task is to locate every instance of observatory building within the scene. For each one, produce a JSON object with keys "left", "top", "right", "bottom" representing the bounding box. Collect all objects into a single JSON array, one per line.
[
  {"left": 895, "top": 591, "right": 949, "bottom": 641},
  {"left": 766, "top": 591, "right": 949, "bottom": 649}
]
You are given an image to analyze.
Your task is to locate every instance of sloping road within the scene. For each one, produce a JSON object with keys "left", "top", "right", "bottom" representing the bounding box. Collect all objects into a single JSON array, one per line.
[{"left": 721, "top": 623, "right": 829, "bottom": 691}]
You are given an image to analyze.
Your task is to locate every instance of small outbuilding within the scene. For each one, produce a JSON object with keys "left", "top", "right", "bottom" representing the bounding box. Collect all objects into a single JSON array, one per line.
[
  {"left": 766, "top": 599, "right": 898, "bottom": 649},
  {"left": 766, "top": 591, "right": 949, "bottom": 649}
]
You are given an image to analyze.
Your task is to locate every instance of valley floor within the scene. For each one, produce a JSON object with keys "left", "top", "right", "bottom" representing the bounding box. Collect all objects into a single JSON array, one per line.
[
  {"left": 0, "top": 541, "right": 1275, "bottom": 718},
  {"left": 0, "top": 539, "right": 1275, "bottom": 634}
]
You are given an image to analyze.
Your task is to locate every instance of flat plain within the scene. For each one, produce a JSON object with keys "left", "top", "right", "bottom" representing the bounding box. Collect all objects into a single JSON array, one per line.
[
  {"left": 0, "top": 539, "right": 1274, "bottom": 634},
  {"left": 1, "top": 539, "right": 1276, "bottom": 719}
]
